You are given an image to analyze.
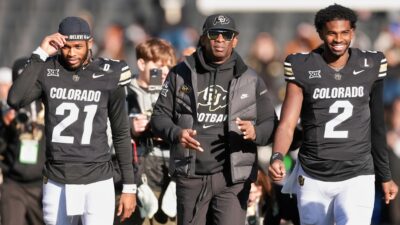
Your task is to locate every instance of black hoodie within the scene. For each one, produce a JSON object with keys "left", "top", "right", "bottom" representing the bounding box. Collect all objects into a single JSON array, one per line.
[{"left": 194, "top": 49, "right": 237, "bottom": 174}]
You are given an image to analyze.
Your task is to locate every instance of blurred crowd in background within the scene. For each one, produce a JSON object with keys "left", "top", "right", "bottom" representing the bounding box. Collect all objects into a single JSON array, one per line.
[{"left": 1, "top": 0, "right": 400, "bottom": 224}]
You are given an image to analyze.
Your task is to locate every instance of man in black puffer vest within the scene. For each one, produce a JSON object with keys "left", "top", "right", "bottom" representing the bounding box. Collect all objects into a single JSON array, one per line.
[{"left": 151, "top": 14, "right": 277, "bottom": 225}]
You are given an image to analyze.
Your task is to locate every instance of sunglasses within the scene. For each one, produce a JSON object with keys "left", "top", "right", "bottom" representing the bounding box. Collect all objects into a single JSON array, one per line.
[{"left": 206, "top": 30, "right": 236, "bottom": 41}]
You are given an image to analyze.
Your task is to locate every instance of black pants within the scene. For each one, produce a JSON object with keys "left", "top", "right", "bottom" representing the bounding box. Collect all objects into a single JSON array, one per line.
[
  {"left": 1, "top": 178, "right": 44, "bottom": 225},
  {"left": 175, "top": 171, "right": 250, "bottom": 225}
]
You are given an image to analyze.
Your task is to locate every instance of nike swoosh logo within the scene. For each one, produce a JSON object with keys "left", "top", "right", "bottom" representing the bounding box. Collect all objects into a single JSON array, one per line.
[
  {"left": 203, "top": 124, "right": 215, "bottom": 129},
  {"left": 353, "top": 70, "right": 364, "bottom": 75},
  {"left": 92, "top": 73, "right": 105, "bottom": 79}
]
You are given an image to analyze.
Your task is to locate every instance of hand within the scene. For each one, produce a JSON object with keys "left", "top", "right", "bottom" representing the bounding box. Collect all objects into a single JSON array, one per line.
[
  {"left": 40, "top": 33, "right": 68, "bottom": 56},
  {"left": 268, "top": 160, "right": 286, "bottom": 182},
  {"left": 236, "top": 117, "right": 256, "bottom": 141},
  {"left": 382, "top": 180, "right": 398, "bottom": 204},
  {"left": 131, "top": 114, "right": 149, "bottom": 136},
  {"left": 117, "top": 193, "right": 137, "bottom": 222},
  {"left": 179, "top": 129, "right": 203, "bottom": 152}
]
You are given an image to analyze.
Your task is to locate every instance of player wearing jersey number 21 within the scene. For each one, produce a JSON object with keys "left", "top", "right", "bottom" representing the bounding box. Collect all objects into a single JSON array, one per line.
[
  {"left": 8, "top": 17, "right": 136, "bottom": 225},
  {"left": 269, "top": 4, "right": 398, "bottom": 225}
]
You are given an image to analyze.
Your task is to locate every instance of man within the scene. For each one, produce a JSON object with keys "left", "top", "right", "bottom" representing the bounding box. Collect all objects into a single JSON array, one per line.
[
  {"left": 117, "top": 38, "right": 177, "bottom": 225},
  {"left": 7, "top": 17, "right": 136, "bottom": 225},
  {"left": 150, "top": 14, "right": 277, "bottom": 225},
  {"left": 0, "top": 58, "right": 46, "bottom": 225},
  {"left": 268, "top": 4, "right": 398, "bottom": 225}
]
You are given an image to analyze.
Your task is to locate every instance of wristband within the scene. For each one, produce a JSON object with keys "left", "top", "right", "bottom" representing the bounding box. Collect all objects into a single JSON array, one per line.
[
  {"left": 270, "top": 152, "right": 284, "bottom": 164},
  {"left": 32, "top": 47, "right": 49, "bottom": 62},
  {"left": 122, "top": 184, "right": 137, "bottom": 194}
]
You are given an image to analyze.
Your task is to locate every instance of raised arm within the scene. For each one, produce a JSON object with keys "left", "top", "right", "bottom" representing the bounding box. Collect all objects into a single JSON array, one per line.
[{"left": 8, "top": 33, "right": 67, "bottom": 109}]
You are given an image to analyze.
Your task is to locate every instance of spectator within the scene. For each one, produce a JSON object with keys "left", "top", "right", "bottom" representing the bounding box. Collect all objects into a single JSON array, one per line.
[
  {"left": 284, "top": 22, "right": 321, "bottom": 56},
  {"left": 0, "top": 67, "right": 13, "bottom": 120},
  {"left": 386, "top": 97, "right": 400, "bottom": 224},
  {"left": 247, "top": 32, "right": 285, "bottom": 105},
  {"left": 0, "top": 57, "right": 46, "bottom": 225},
  {"left": 98, "top": 23, "right": 127, "bottom": 61},
  {"left": 116, "top": 38, "right": 177, "bottom": 225}
]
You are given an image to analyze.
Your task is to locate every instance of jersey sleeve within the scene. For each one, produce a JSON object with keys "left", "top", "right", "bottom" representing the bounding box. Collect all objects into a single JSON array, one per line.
[
  {"left": 108, "top": 85, "right": 135, "bottom": 184},
  {"left": 283, "top": 54, "right": 295, "bottom": 81},
  {"left": 117, "top": 61, "right": 132, "bottom": 86},
  {"left": 7, "top": 54, "right": 44, "bottom": 109},
  {"left": 377, "top": 52, "right": 387, "bottom": 81},
  {"left": 97, "top": 58, "right": 132, "bottom": 87},
  {"left": 283, "top": 53, "right": 305, "bottom": 88}
]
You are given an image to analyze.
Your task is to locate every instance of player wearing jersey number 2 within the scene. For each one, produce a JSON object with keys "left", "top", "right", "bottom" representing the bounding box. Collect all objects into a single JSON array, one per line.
[
  {"left": 7, "top": 17, "right": 136, "bottom": 225},
  {"left": 269, "top": 4, "right": 398, "bottom": 225}
]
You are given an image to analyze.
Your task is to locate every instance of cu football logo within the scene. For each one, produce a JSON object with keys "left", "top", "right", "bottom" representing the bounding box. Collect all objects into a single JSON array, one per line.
[
  {"left": 213, "top": 15, "right": 230, "bottom": 25},
  {"left": 198, "top": 85, "right": 228, "bottom": 112}
]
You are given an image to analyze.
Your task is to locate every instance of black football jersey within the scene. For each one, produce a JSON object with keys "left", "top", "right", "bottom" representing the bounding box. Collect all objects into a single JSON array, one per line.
[
  {"left": 284, "top": 48, "right": 387, "bottom": 180},
  {"left": 8, "top": 55, "right": 133, "bottom": 184},
  {"left": 40, "top": 58, "right": 130, "bottom": 162}
]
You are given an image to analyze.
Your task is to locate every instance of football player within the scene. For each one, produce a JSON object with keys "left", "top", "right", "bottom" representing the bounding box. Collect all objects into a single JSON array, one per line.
[
  {"left": 7, "top": 17, "right": 136, "bottom": 225},
  {"left": 269, "top": 4, "right": 398, "bottom": 225}
]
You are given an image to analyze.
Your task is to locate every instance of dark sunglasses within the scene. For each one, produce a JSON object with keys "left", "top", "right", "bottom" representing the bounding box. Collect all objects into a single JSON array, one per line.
[{"left": 206, "top": 30, "right": 236, "bottom": 41}]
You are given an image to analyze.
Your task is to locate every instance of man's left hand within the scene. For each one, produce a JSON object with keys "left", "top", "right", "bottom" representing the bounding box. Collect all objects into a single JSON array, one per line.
[
  {"left": 117, "top": 193, "right": 137, "bottom": 222},
  {"left": 236, "top": 117, "right": 256, "bottom": 141},
  {"left": 382, "top": 180, "right": 398, "bottom": 204}
]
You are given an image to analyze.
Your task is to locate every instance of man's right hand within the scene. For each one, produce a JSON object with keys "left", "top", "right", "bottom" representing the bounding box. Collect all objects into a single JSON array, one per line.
[
  {"left": 268, "top": 160, "right": 286, "bottom": 182},
  {"left": 117, "top": 193, "right": 137, "bottom": 222},
  {"left": 179, "top": 129, "right": 203, "bottom": 152},
  {"left": 40, "top": 33, "right": 67, "bottom": 56}
]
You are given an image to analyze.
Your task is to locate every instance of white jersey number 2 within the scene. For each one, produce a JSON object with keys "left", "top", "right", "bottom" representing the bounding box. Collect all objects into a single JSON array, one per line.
[
  {"left": 52, "top": 102, "right": 97, "bottom": 144},
  {"left": 324, "top": 100, "right": 353, "bottom": 138}
]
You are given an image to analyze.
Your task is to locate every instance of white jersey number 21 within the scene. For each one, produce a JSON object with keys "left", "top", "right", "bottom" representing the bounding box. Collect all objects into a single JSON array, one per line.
[{"left": 52, "top": 102, "right": 97, "bottom": 144}]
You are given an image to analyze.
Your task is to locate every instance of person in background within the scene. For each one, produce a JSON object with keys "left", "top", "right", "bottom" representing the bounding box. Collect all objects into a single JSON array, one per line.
[
  {"left": 116, "top": 38, "right": 177, "bottom": 225},
  {"left": 151, "top": 14, "right": 277, "bottom": 225},
  {"left": 0, "top": 66, "right": 13, "bottom": 224},
  {"left": 269, "top": 4, "right": 398, "bottom": 225},
  {"left": 247, "top": 32, "right": 284, "bottom": 106},
  {"left": 386, "top": 97, "right": 400, "bottom": 224},
  {"left": 7, "top": 16, "right": 136, "bottom": 225},
  {"left": 0, "top": 67, "right": 14, "bottom": 126},
  {"left": 0, "top": 58, "right": 46, "bottom": 225},
  {"left": 97, "top": 23, "right": 127, "bottom": 61}
]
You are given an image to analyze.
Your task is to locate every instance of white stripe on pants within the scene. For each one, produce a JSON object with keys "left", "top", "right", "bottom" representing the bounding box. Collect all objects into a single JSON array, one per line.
[
  {"left": 295, "top": 166, "right": 375, "bottom": 225},
  {"left": 42, "top": 178, "right": 115, "bottom": 225}
]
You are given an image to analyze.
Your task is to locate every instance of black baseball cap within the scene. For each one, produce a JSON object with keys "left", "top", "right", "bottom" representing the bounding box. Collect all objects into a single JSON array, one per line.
[
  {"left": 202, "top": 14, "right": 239, "bottom": 34},
  {"left": 58, "top": 16, "right": 91, "bottom": 41}
]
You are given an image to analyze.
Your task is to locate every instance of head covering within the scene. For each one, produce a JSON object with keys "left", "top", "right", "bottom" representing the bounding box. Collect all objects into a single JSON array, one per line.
[
  {"left": 58, "top": 16, "right": 91, "bottom": 41},
  {"left": 0, "top": 67, "right": 12, "bottom": 84},
  {"left": 202, "top": 14, "right": 238, "bottom": 34}
]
